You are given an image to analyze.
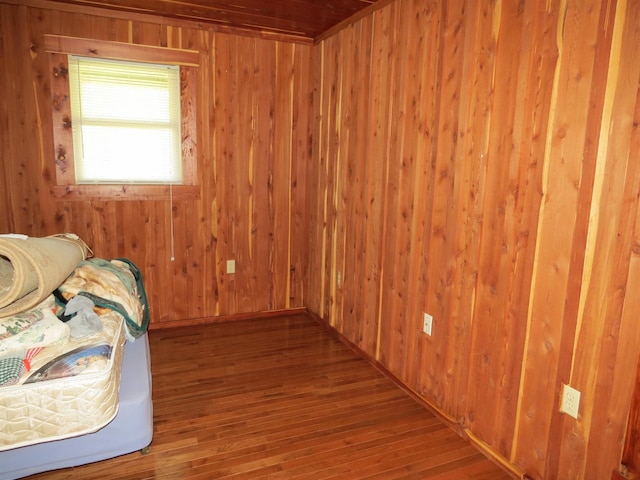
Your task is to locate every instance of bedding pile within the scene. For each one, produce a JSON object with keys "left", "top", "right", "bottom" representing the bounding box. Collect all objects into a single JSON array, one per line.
[{"left": 0, "top": 234, "right": 149, "bottom": 451}]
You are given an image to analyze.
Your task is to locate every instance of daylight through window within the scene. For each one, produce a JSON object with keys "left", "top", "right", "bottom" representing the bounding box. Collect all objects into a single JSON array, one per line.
[{"left": 68, "top": 56, "right": 182, "bottom": 184}]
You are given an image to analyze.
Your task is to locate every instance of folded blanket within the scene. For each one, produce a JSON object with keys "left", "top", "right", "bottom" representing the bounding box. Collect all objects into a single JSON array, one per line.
[{"left": 57, "top": 258, "right": 149, "bottom": 339}]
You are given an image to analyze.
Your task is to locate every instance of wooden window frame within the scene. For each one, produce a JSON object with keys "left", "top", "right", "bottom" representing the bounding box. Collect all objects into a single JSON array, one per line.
[{"left": 45, "top": 35, "right": 200, "bottom": 201}]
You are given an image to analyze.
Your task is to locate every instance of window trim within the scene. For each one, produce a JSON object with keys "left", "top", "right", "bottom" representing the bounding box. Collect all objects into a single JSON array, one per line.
[{"left": 45, "top": 35, "right": 200, "bottom": 201}]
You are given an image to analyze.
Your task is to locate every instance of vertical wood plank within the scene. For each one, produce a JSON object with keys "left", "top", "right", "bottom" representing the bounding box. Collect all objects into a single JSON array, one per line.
[
  {"left": 354, "top": 15, "right": 379, "bottom": 355},
  {"left": 233, "top": 35, "right": 254, "bottom": 314},
  {"left": 376, "top": 0, "right": 402, "bottom": 370},
  {"left": 214, "top": 32, "right": 232, "bottom": 316},
  {"left": 290, "top": 43, "right": 312, "bottom": 309},
  {"left": 611, "top": 8, "right": 640, "bottom": 475},
  {"left": 306, "top": 41, "right": 326, "bottom": 317},
  {"left": 321, "top": 34, "right": 339, "bottom": 323},
  {"left": 195, "top": 28, "right": 215, "bottom": 318},
  {"left": 179, "top": 27, "right": 204, "bottom": 320},
  {"left": 340, "top": 19, "right": 374, "bottom": 351},
  {"left": 273, "top": 41, "right": 295, "bottom": 310},
  {"left": 253, "top": 39, "right": 276, "bottom": 311},
  {"left": 0, "top": 4, "right": 13, "bottom": 231},
  {"left": 332, "top": 29, "right": 347, "bottom": 326},
  {"left": 365, "top": 5, "right": 394, "bottom": 358}
]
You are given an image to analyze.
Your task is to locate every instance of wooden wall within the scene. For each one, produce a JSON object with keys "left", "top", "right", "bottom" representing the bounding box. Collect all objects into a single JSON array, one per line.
[
  {"left": 308, "top": 0, "right": 640, "bottom": 479},
  {"left": 0, "top": 1, "right": 313, "bottom": 323}
]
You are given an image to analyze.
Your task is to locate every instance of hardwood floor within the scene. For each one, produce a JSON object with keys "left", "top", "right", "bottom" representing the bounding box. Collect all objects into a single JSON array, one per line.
[{"left": 30, "top": 314, "right": 513, "bottom": 479}]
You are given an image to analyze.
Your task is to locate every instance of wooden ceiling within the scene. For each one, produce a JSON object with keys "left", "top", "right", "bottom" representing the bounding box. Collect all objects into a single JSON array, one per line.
[{"left": 45, "top": 0, "right": 383, "bottom": 42}]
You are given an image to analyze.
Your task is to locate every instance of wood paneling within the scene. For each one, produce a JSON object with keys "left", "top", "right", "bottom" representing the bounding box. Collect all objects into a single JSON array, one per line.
[
  {"left": 309, "top": 0, "right": 640, "bottom": 478},
  {"left": 0, "top": 1, "right": 313, "bottom": 324}
]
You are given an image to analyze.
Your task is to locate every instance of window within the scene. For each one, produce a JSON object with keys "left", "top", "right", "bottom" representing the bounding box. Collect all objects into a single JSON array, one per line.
[
  {"left": 69, "top": 56, "right": 182, "bottom": 184},
  {"left": 45, "top": 35, "right": 200, "bottom": 200}
]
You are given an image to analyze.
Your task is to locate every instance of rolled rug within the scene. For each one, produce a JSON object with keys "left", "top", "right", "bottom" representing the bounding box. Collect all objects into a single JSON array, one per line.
[{"left": 0, "top": 234, "right": 90, "bottom": 317}]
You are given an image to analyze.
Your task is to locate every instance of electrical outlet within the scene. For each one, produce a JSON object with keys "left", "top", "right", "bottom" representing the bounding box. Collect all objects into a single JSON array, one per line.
[
  {"left": 422, "top": 313, "right": 433, "bottom": 336},
  {"left": 560, "top": 384, "right": 581, "bottom": 419},
  {"left": 226, "top": 259, "right": 236, "bottom": 274}
]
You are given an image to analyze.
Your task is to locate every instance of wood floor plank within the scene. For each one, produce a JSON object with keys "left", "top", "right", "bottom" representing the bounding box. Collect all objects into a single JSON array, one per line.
[{"left": 28, "top": 314, "right": 512, "bottom": 479}]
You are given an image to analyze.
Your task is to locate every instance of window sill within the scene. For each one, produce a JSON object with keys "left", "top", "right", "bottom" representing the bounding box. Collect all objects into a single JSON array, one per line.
[{"left": 51, "top": 184, "right": 200, "bottom": 201}]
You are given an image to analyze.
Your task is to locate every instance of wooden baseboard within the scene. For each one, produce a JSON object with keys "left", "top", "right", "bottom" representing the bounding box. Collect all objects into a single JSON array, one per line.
[{"left": 148, "top": 307, "right": 308, "bottom": 330}]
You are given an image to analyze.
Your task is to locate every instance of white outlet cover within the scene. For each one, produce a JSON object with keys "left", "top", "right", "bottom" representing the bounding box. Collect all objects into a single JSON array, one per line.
[
  {"left": 561, "top": 383, "right": 581, "bottom": 419},
  {"left": 226, "top": 259, "right": 236, "bottom": 274},
  {"left": 423, "top": 313, "right": 433, "bottom": 336}
]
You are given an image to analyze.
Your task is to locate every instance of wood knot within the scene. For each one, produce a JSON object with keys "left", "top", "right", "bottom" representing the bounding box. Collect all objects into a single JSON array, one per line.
[
  {"left": 557, "top": 126, "right": 567, "bottom": 139},
  {"left": 51, "top": 94, "right": 68, "bottom": 112},
  {"left": 55, "top": 145, "right": 67, "bottom": 172},
  {"left": 52, "top": 64, "right": 68, "bottom": 78}
]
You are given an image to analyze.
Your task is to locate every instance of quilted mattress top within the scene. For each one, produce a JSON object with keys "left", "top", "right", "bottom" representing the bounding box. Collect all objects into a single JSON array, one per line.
[
  {"left": 0, "top": 257, "right": 146, "bottom": 451},
  {"left": 0, "top": 308, "right": 126, "bottom": 450}
]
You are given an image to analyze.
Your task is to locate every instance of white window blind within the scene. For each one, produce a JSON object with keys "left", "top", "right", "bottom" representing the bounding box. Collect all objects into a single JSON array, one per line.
[{"left": 68, "top": 55, "right": 182, "bottom": 184}]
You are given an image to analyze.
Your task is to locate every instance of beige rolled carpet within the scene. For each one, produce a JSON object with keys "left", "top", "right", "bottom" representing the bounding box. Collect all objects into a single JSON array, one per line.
[{"left": 0, "top": 234, "right": 90, "bottom": 317}]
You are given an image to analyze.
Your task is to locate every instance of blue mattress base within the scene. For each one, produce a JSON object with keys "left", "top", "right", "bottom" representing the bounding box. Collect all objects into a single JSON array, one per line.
[{"left": 0, "top": 332, "right": 153, "bottom": 480}]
